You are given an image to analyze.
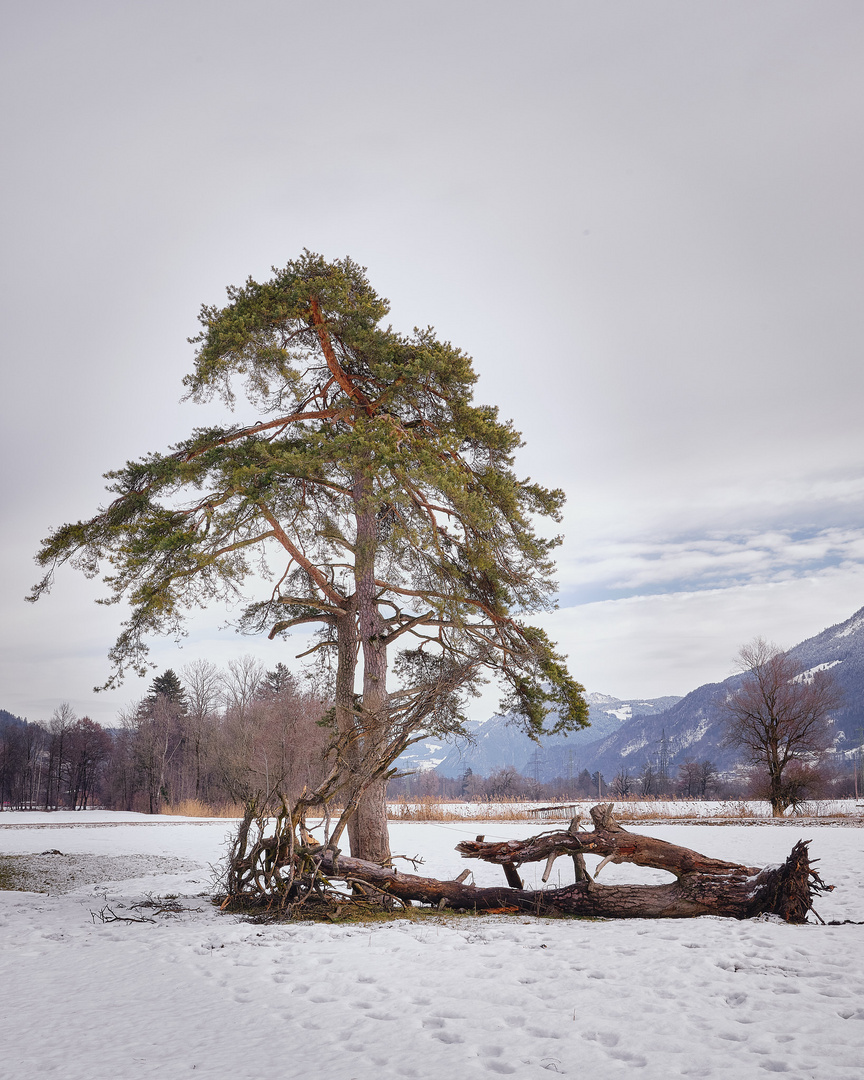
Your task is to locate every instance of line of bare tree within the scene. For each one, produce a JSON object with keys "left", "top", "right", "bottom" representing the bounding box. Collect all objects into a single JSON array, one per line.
[
  {"left": 386, "top": 757, "right": 848, "bottom": 805},
  {"left": 3, "top": 637, "right": 856, "bottom": 815},
  {"left": 0, "top": 658, "right": 331, "bottom": 813},
  {"left": 1, "top": 704, "right": 112, "bottom": 811}
]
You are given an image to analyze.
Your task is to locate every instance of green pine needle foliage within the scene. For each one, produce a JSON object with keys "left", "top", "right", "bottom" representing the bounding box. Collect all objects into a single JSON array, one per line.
[{"left": 29, "top": 252, "right": 587, "bottom": 742}]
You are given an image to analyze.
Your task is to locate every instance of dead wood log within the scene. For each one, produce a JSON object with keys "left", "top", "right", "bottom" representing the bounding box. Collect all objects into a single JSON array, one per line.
[
  {"left": 315, "top": 804, "right": 830, "bottom": 923},
  {"left": 456, "top": 802, "right": 752, "bottom": 879}
]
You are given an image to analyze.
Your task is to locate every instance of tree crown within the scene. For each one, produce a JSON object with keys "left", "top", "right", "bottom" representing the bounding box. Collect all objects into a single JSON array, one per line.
[
  {"left": 722, "top": 637, "right": 842, "bottom": 761},
  {"left": 29, "top": 253, "right": 586, "bottom": 739}
]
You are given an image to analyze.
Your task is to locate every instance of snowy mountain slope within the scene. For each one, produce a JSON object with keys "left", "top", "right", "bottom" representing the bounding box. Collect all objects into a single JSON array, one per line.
[
  {"left": 514, "top": 695, "right": 683, "bottom": 782},
  {"left": 579, "top": 604, "right": 864, "bottom": 779},
  {"left": 396, "top": 695, "right": 681, "bottom": 777}
]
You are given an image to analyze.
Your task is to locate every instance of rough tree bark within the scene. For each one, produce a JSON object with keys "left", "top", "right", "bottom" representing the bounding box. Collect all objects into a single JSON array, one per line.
[{"left": 311, "top": 804, "right": 830, "bottom": 923}]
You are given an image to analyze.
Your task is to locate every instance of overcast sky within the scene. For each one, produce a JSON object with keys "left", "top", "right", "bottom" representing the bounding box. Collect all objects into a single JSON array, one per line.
[{"left": 3, "top": 1, "right": 864, "bottom": 726}]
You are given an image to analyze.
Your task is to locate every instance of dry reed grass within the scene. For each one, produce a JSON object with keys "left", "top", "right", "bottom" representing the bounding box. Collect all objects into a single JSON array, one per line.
[
  {"left": 160, "top": 798, "right": 243, "bottom": 818},
  {"left": 161, "top": 795, "right": 863, "bottom": 824},
  {"left": 388, "top": 797, "right": 539, "bottom": 822}
]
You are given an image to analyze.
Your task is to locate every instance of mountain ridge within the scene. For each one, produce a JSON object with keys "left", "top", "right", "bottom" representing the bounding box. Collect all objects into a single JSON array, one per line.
[
  {"left": 397, "top": 694, "right": 682, "bottom": 777},
  {"left": 396, "top": 604, "right": 864, "bottom": 781},
  {"left": 548, "top": 604, "right": 864, "bottom": 781}
]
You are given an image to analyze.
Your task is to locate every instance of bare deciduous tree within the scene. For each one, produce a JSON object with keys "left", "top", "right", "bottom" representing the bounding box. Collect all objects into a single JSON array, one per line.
[
  {"left": 721, "top": 638, "right": 842, "bottom": 816},
  {"left": 612, "top": 768, "right": 636, "bottom": 797},
  {"left": 638, "top": 761, "right": 657, "bottom": 796},
  {"left": 215, "top": 674, "right": 329, "bottom": 807},
  {"left": 45, "top": 703, "right": 76, "bottom": 809},
  {"left": 221, "top": 657, "right": 266, "bottom": 720},
  {"left": 675, "top": 758, "right": 719, "bottom": 799},
  {"left": 181, "top": 660, "right": 222, "bottom": 799},
  {"left": 63, "top": 717, "right": 111, "bottom": 809}
]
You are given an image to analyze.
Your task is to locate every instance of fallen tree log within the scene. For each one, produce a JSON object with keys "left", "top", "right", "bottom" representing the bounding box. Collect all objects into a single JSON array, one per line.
[
  {"left": 225, "top": 803, "right": 831, "bottom": 923},
  {"left": 449, "top": 803, "right": 831, "bottom": 922}
]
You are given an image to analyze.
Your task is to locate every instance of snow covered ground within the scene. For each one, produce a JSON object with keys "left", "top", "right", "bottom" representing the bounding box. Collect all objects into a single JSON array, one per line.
[{"left": 2, "top": 810, "right": 863, "bottom": 1079}]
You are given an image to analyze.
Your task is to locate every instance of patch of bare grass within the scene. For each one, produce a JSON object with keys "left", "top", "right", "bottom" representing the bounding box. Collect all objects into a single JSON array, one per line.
[
  {"left": 0, "top": 853, "right": 200, "bottom": 893},
  {"left": 160, "top": 799, "right": 243, "bottom": 819},
  {"left": 388, "top": 797, "right": 546, "bottom": 822}
]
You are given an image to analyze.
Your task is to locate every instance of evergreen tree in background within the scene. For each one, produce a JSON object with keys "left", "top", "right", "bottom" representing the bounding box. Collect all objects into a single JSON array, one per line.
[
  {"left": 147, "top": 669, "right": 187, "bottom": 710},
  {"left": 262, "top": 662, "right": 295, "bottom": 697}
]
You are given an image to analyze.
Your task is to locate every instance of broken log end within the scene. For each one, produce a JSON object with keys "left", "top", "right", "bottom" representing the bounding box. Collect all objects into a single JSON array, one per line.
[
  {"left": 502, "top": 861, "right": 524, "bottom": 890},
  {"left": 589, "top": 802, "right": 625, "bottom": 832},
  {"left": 752, "top": 839, "right": 832, "bottom": 924}
]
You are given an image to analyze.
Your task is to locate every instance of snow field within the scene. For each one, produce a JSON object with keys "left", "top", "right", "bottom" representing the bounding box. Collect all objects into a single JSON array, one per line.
[{"left": 1, "top": 812, "right": 863, "bottom": 1079}]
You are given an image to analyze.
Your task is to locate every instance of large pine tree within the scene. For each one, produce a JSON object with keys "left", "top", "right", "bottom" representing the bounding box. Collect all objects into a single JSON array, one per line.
[{"left": 30, "top": 253, "right": 587, "bottom": 860}]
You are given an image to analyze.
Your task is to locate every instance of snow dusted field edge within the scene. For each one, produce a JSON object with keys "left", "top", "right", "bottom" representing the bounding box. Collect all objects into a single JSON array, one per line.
[
  {"left": 1, "top": 810, "right": 863, "bottom": 1080},
  {"left": 387, "top": 797, "right": 864, "bottom": 822},
  {"left": 4, "top": 797, "right": 862, "bottom": 828}
]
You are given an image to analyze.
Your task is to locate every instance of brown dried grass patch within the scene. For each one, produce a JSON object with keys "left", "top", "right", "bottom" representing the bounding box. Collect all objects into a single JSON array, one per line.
[{"left": 160, "top": 799, "right": 243, "bottom": 819}]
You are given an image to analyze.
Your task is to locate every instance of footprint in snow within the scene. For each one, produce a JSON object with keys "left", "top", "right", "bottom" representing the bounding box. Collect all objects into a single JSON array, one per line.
[
  {"left": 432, "top": 1030, "right": 464, "bottom": 1045},
  {"left": 582, "top": 1031, "right": 619, "bottom": 1048},
  {"left": 608, "top": 1049, "right": 647, "bottom": 1067}
]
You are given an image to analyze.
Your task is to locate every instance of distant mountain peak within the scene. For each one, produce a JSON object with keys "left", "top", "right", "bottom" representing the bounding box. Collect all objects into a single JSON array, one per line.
[
  {"left": 832, "top": 607, "right": 864, "bottom": 639},
  {"left": 578, "top": 605, "right": 864, "bottom": 780},
  {"left": 586, "top": 692, "right": 621, "bottom": 705}
]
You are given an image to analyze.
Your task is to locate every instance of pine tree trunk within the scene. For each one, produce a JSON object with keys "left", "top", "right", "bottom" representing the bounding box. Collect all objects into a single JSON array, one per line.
[
  {"left": 346, "top": 776, "right": 391, "bottom": 866},
  {"left": 346, "top": 469, "right": 392, "bottom": 865}
]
